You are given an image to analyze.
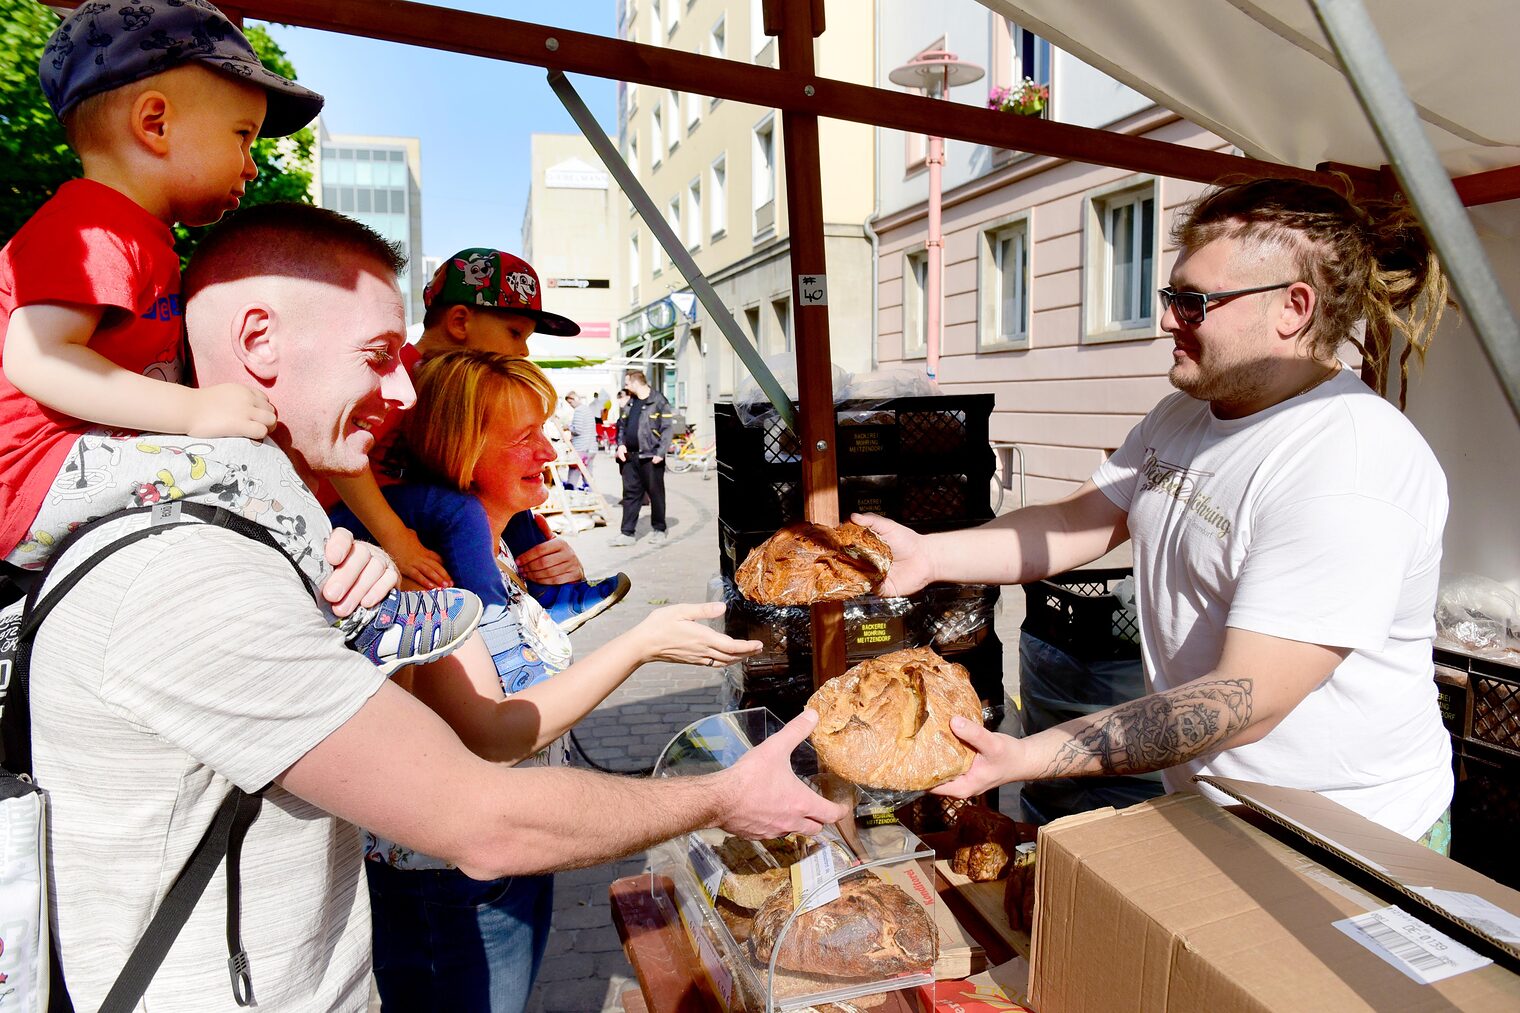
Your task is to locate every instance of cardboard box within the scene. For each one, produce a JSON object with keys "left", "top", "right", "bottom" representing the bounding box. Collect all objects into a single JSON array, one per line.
[{"left": 1030, "top": 778, "right": 1520, "bottom": 1012}]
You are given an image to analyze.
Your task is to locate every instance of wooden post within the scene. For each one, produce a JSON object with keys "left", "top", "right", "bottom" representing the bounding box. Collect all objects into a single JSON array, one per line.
[{"left": 768, "top": 0, "right": 846, "bottom": 688}]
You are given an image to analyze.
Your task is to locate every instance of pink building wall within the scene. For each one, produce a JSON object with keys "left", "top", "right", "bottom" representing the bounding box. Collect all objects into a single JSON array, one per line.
[{"left": 874, "top": 115, "right": 1233, "bottom": 505}]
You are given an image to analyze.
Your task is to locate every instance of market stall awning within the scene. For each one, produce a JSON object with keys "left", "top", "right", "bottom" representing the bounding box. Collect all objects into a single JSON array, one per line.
[{"left": 978, "top": 0, "right": 1520, "bottom": 179}]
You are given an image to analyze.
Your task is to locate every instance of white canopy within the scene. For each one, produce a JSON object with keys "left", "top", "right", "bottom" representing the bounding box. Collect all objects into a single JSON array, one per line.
[
  {"left": 979, "top": 0, "right": 1520, "bottom": 586},
  {"left": 978, "top": 0, "right": 1520, "bottom": 177}
]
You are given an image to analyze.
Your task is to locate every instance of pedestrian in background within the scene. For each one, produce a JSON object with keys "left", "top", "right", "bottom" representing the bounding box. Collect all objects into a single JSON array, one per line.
[
  {"left": 567, "top": 389, "right": 597, "bottom": 490},
  {"left": 611, "top": 370, "right": 674, "bottom": 546}
]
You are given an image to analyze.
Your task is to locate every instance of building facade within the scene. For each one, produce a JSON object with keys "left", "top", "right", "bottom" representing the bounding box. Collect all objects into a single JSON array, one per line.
[
  {"left": 615, "top": 0, "right": 877, "bottom": 433},
  {"left": 521, "top": 133, "right": 624, "bottom": 396},
  {"left": 312, "top": 121, "right": 426, "bottom": 323},
  {"left": 874, "top": 4, "right": 1227, "bottom": 505}
]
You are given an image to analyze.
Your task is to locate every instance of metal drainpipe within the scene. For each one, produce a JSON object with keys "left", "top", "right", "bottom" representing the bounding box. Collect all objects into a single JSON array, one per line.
[{"left": 863, "top": 0, "right": 882, "bottom": 369}]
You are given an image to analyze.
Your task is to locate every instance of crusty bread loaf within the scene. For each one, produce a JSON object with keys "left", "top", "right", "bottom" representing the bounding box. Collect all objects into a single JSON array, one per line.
[
  {"left": 749, "top": 876, "right": 936, "bottom": 979},
  {"left": 808, "top": 647, "right": 981, "bottom": 790},
  {"left": 949, "top": 806, "right": 1024, "bottom": 881},
  {"left": 735, "top": 522, "right": 891, "bottom": 606}
]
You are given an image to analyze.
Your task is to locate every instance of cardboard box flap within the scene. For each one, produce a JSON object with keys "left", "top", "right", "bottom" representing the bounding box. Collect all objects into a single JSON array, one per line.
[{"left": 1198, "top": 775, "right": 1520, "bottom": 963}]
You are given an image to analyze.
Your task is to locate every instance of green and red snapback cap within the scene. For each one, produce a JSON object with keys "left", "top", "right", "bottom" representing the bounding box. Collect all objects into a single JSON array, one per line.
[{"left": 424, "top": 249, "right": 580, "bottom": 337}]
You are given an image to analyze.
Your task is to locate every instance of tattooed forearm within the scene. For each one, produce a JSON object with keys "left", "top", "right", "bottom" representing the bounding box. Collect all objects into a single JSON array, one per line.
[{"left": 1039, "top": 679, "right": 1254, "bottom": 778}]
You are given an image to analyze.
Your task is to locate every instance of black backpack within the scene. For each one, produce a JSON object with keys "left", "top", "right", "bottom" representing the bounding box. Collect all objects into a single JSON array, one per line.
[{"left": 0, "top": 502, "right": 312, "bottom": 1012}]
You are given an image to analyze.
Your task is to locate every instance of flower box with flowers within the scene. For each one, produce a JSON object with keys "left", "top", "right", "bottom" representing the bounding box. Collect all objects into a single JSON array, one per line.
[{"left": 988, "top": 79, "right": 1049, "bottom": 118}]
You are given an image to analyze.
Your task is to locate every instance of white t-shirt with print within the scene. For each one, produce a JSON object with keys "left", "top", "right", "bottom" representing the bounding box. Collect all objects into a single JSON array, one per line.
[
  {"left": 1091, "top": 369, "right": 1451, "bottom": 838},
  {"left": 28, "top": 518, "right": 388, "bottom": 1012}
]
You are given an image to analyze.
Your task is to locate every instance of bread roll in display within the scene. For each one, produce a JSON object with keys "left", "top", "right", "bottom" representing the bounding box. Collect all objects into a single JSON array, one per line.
[
  {"left": 735, "top": 522, "right": 891, "bottom": 606},
  {"left": 808, "top": 647, "right": 981, "bottom": 791},
  {"left": 749, "top": 876, "right": 937, "bottom": 978}
]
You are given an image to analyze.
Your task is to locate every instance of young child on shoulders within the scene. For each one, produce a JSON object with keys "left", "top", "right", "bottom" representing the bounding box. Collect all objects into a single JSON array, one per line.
[
  {"left": 0, "top": 0, "right": 478, "bottom": 673},
  {"left": 319, "top": 249, "right": 631, "bottom": 634}
]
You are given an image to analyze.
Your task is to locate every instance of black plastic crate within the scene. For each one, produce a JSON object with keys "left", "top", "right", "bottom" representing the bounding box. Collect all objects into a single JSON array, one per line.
[
  {"left": 1433, "top": 647, "right": 1520, "bottom": 758},
  {"left": 1021, "top": 567, "right": 1140, "bottom": 662},
  {"left": 717, "top": 469, "right": 995, "bottom": 535},
  {"left": 1452, "top": 745, "right": 1520, "bottom": 890},
  {"left": 718, "top": 576, "right": 999, "bottom": 668},
  {"left": 715, "top": 395, "right": 994, "bottom": 479}
]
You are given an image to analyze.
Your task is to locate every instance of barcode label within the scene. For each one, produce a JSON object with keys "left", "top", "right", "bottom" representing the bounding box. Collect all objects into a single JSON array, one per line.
[{"left": 1335, "top": 906, "right": 1491, "bottom": 984}]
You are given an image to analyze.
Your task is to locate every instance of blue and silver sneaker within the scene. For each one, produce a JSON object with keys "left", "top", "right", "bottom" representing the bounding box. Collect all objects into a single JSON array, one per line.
[
  {"left": 529, "top": 573, "right": 632, "bottom": 634},
  {"left": 348, "top": 587, "right": 484, "bottom": 676}
]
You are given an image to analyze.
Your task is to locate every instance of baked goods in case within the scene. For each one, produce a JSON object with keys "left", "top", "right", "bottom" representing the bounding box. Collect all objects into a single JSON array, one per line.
[
  {"left": 950, "top": 806, "right": 1020, "bottom": 882},
  {"left": 749, "top": 875, "right": 937, "bottom": 978},
  {"left": 808, "top": 647, "right": 982, "bottom": 790},
  {"left": 1002, "top": 842, "right": 1038, "bottom": 935},
  {"left": 736, "top": 522, "right": 891, "bottom": 606}
]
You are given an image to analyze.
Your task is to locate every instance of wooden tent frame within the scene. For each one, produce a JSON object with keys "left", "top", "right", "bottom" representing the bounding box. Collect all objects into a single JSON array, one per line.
[{"left": 51, "top": 0, "right": 1520, "bottom": 685}]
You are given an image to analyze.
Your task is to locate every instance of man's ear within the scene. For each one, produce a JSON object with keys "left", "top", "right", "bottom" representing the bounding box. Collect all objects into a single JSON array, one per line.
[
  {"left": 231, "top": 304, "right": 279, "bottom": 380},
  {"left": 1279, "top": 281, "right": 1316, "bottom": 343},
  {"left": 130, "top": 90, "right": 172, "bottom": 156},
  {"left": 444, "top": 304, "right": 472, "bottom": 343}
]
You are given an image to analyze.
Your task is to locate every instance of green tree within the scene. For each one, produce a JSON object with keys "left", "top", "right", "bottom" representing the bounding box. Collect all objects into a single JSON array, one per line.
[
  {"left": 0, "top": 0, "right": 80, "bottom": 248},
  {"left": 0, "top": 7, "right": 315, "bottom": 256}
]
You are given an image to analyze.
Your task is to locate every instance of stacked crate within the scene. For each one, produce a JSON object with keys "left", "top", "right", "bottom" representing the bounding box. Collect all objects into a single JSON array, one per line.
[
  {"left": 1433, "top": 646, "right": 1520, "bottom": 889},
  {"left": 713, "top": 396, "right": 1003, "bottom": 724}
]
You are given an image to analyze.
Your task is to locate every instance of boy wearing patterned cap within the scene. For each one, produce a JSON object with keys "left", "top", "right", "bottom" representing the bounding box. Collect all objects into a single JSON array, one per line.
[
  {"left": 0, "top": 1, "right": 482, "bottom": 673},
  {"left": 322, "top": 249, "right": 631, "bottom": 633}
]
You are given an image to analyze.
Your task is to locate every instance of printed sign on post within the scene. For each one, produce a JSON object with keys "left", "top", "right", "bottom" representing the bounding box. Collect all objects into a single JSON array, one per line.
[{"left": 798, "top": 274, "right": 828, "bottom": 306}]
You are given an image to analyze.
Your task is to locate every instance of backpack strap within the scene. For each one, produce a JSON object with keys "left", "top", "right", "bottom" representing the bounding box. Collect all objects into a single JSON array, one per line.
[{"left": 2, "top": 502, "right": 313, "bottom": 1012}]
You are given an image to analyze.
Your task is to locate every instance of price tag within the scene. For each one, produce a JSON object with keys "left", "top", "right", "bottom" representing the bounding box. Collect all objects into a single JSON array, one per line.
[
  {"left": 148, "top": 501, "right": 182, "bottom": 525},
  {"left": 789, "top": 846, "right": 840, "bottom": 913},
  {"left": 687, "top": 840, "right": 725, "bottom": 905},
  {"left": 1334, "top": 906, "right": 1491, "bottom": 984},
  {"left": 797, "top": 274, "right": 828, "bottom": 306}
]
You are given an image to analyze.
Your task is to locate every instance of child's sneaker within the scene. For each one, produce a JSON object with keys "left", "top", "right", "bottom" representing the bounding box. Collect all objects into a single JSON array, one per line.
[
  {"left": 529, "top": 573, "right": 632, "bottom": 635},
  {"left": 348, "top": 588, "right": 484, "bottom": 676}
]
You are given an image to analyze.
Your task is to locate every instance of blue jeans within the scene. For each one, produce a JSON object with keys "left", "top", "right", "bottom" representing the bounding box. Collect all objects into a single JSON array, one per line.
[{"left": 366, "top": 861, "right": 554, "bottom": 1013}]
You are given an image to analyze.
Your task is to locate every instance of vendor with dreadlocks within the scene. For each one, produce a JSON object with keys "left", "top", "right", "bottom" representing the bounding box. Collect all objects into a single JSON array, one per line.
[{"left": 863, "top": 176, "right": 1454, "bottom": 850}]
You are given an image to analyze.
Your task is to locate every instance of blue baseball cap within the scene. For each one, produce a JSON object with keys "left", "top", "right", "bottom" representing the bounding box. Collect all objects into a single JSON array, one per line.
[{"left": 40, "top": 0, "right": 324, "bottom": 138}]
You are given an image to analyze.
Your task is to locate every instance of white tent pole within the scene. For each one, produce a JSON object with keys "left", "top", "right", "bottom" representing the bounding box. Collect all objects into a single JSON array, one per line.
[{"left": 1310, "top": 0, "right": 1520, "bottom": 424}]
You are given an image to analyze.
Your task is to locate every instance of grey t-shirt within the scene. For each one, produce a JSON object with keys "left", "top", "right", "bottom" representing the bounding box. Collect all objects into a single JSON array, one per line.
[{"left": 29, "top": 516, "right": 388, "bottom": 1011}]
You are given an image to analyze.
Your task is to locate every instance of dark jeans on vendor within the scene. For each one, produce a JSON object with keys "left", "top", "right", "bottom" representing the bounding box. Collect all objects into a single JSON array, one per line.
[
  {"left": 620, "top": 456, "right": 666, "bottom": 536},
  {"left": 367, "top": 861, "right": 554, "bottom": 1013}
]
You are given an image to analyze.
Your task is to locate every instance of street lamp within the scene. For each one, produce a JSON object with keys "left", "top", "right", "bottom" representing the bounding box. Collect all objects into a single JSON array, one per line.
[{"left": 889, "top": 51, "right": 985, "bottom": 380}]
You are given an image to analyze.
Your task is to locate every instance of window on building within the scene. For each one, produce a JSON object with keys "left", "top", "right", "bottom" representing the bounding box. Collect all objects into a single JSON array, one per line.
[
  {"left": 667, "top": 91, "right": 681, "bottom": 151},
  {"left": 903, "top": 250, "right": 929, "bottom": 356},
  {"left": 752, "top": 116, "right": 776, "bottom": 235},
  {"left": 651, "top": 104, "right": 663, "bottom": 167},
  {"left": 770, "top": 297, "right": 792, "bottom": 355},
  {"left": 981, "top": 218, "right": 1031, "bottom": 348},
  {"left": 1098, "top": 187, "right": 1156, "bottom": 330},
  {"left": 709, "top": 156, "right": 727, "bottom": 239},
  {"left": 666, "top": 195, "right": 681, "bottom": 265},
  {"left": 666, "top": 0, "right": 678, "bottom": 35},
  {"left": 650, "top": 0, "right": 661, "bottom": 44},
  {"left": 623, "top": 81, "right": 637, "bottom": 121},
  {"left": 686, "top": 87, "right": 701, "bottom": 130},
  {"left": 751, "top": 0, "right": 769, "bottom": 60},
  {"left": 687, "top": 178, "right": 702, "bottom": 248},
  {"left": 1015, "top": 26, "right": 1052, "bottom": 87},
  {"left": 709, "top": 17, "right": 727, "bottom": 109},
  {"left": 628, "top": 133, "right": 638, "bottom": 175},
  {"left": 629, "top": 233, "right": 640, "bottom": 304}
]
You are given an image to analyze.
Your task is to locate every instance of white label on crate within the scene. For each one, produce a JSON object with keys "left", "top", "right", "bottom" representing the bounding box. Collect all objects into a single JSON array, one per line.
[
  {"left": 797, "top": 274, "right": 828, "bottom": 306},
  {"left": 790, "top": 846, "right": 840, "bottom": 913},
  {"left": 1409, "top": 887, "right": 1520, "bottom": 943},
  {"left": 1334, "top": 906, "right": 1491, "bottom": 983}
]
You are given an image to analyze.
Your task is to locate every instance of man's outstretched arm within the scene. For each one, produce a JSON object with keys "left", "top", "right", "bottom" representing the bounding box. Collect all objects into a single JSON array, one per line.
[
  {"left": 278, "top": 682, "right": 847, "bottom": 881},
  {"left": 930, "top": 628, "right": 1348, "bottom": 797}
]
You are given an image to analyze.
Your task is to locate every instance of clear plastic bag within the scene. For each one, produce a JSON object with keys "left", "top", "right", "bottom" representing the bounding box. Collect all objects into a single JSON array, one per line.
[{"left": 1436, "top": 573, "right": 1520, "bottom": 659}]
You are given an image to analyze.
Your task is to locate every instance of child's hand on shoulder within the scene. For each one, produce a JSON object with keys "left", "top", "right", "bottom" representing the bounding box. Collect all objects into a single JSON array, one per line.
[{"left": 187, "top": 383, "right": 276, "bottom": 440}]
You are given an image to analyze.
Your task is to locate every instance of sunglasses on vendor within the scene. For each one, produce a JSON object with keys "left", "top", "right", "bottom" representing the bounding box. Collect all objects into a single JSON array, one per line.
[{"left": 1157, "top": 281, "right": 1296, "bottom": 325}]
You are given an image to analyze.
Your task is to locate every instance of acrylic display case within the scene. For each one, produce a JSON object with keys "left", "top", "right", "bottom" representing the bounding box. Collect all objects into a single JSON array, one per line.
[{"left": 650, "top": 708, "right": 938, "bottom": 1012}]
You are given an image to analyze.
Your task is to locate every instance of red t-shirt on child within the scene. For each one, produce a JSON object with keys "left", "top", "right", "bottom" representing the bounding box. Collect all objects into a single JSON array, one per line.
[{"left": 0, "top": 179, "right": 183, "bottom": 555}]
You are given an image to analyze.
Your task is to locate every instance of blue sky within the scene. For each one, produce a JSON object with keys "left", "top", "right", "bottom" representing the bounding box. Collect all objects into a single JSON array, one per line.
[{"left": 258, "top": 3, "right": 619, "bottom": 261}]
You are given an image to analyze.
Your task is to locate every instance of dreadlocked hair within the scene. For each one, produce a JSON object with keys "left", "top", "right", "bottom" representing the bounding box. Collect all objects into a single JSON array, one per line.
[{"left": 1173, "top": 176, "right": 1450, "bottom": 410}]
